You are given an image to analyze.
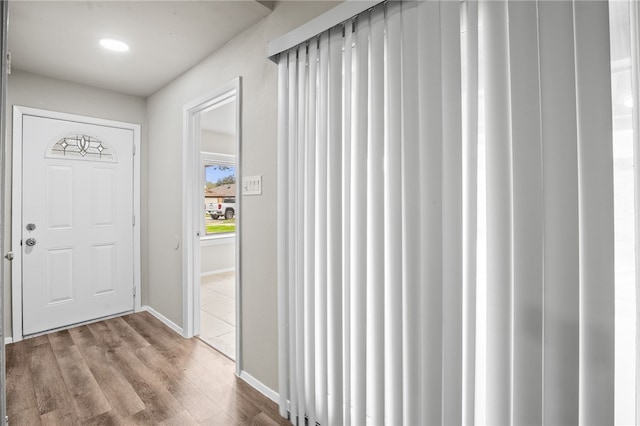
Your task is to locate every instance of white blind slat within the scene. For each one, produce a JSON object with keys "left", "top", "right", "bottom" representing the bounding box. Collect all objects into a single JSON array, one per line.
[
  {"left": 441, "top": 1, "right": 464, "bottom": 424},
  {"left": 481, "top": 1, "right": 513, "bottom": 424},
  {"left": 287, "top": 49, "right": 300, "bottom": 425},
  {"left": 507, "top": 1, "right": 544, "bottom": 424},
  {"left": 366, "top": 7, "right": 386, "bottom": 425},
  {"left": 384, "top": 2, "right": 404, "bottom": 424},
  {"left": 316, "top": 31, "right": 330, "bottom": 426},
  {"left": 327, "top": 26, "right": 344, "bottom": 426},
  {"left": 417, "top": 2, "right": 444, "bottom": 424},
  {"left": 631, "top": 0, "right": 640, "bottom": 422},
  {"left": 400, "top": 2, "right": 421, "bottom": 425},
  {"left": 539, "top": 2, "right": 580, "bottom": 424},
  {"left": 574, "top": 2, "right": 615, "bottom": 424},
  {"left": 277, "top": 52, "right": 290, "bottom": 420},
  {"left": 461, "top": 1, "right": 478, "bottom": 424},
  {"left": 305, "top": 40, "right": 318, "bottom": 426},
  {"left": 350, "top": 12, "right": 369, "bottom": 426},
  {"left": 295, "top": 47, "right": 308, "bottom": 424},
  {"left": 342, "top": 21, "right": 353, "bottom": 426}
]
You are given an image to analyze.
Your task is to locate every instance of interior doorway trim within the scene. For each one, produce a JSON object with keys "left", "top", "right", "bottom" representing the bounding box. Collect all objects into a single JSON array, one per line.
[
  {"left": 11, "top": 106, "right": 142, "bottom": 342},
  {"left": 182, "top": 77, "right": 242, "bottom": 376}
]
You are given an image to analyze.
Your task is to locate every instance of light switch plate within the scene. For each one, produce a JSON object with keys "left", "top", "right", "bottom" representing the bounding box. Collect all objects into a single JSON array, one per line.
[{"left": 242, "top": 175, "right": 262, "bottom": 195}]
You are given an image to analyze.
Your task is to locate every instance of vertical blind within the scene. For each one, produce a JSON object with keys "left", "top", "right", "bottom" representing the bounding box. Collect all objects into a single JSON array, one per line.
[{"left": 276, "top": 1, "right": 633, "bottom": 425}]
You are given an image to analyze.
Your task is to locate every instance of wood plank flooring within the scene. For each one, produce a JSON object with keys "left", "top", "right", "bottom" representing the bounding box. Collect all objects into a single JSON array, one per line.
[{"left": 6, "top": 311, "right": 290, "bottom": 426}]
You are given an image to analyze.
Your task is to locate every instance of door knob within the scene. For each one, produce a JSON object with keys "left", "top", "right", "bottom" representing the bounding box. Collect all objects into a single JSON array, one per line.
[{"left": 25, "top": 238, "right": 36, "bottom": 247}]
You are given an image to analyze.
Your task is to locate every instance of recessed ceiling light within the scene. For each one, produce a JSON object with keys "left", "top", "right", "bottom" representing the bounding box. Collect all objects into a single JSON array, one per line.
[
  {"left": 99, "top": 38, "right": 129, "bottom": 52},
  {"left": 624, "top": 94, "right": 633, "bottom": 108}
]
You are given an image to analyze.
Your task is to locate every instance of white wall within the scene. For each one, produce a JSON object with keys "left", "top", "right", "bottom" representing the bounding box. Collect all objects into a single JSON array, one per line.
[
  {"left": 201, "top": 239, "right": 235, "bottom": 274},
  {"left": 4, "top": 69, "right": 148, "bottom": 338},
  {"left": 146, "top": 1, "right": 339, "bottom": 391},
  {"left": 202, "top": 129, "right": 235, "bottom": 155}
]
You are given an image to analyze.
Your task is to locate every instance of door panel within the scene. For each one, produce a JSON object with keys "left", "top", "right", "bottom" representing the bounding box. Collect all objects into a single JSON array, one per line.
[
  {"left": 46, "top": 165, "right": 73, "bottom": 229},
  {"left": 22, "top": 114, "right": 134, "bottom": 335},
  {"left": 46, "top": 248, "right": 74, "bottom": 304},
  {"left": 91, "top": 243, "right": 117, "bottom": 295},
  {"left": 92, "top": 168, "right": 116, "bottom": 226}
]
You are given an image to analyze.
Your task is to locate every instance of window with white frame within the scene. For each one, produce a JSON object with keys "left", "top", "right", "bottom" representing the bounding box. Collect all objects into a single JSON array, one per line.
[{"left": 202, "top": 152, "right": 236, "bottom": 237}]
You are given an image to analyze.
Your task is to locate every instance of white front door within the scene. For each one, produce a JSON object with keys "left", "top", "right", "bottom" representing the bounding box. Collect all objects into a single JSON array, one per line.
[{"left": 21, "top": 113, "right": 135, "bottom": 336}]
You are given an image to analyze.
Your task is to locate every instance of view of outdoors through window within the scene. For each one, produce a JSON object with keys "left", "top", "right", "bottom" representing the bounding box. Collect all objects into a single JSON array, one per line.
[{"left": 204, "top": 164, "right": 236, "bottom": 235}]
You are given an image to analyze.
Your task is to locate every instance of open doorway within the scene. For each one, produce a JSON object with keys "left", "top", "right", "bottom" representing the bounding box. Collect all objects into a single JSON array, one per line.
[
  {"left": 200, "top": 104, "right": 236, "bottom": 359},
  {"left": 183, "top": 78, "right": 241, "bottom": 369}
]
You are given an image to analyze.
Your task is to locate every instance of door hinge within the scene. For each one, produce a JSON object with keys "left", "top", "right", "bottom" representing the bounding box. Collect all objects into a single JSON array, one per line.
[
  {"left": 6, "top": 51, "right": 11, "bottom": 75},
  {"left": 132, "top": 215, "right": 135, "bottom": 226},
  {"left": 133, "top": 286, "right": 136, "bottom": 297},
  {"left": 132, "top": 144, "right": 136, "bottom": 155}
]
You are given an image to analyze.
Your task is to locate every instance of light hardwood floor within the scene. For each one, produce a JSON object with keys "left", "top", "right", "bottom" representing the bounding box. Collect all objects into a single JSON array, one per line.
[{"left": 6, "top": 311, "right": 290, "bottom": 426}]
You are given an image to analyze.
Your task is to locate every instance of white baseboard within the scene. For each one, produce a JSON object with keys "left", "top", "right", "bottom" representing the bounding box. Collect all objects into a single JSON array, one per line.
[
  {"left": 141, "top": 306, "right": 185, "bottom": 337},
  {"left": 4, "top": 337, "right": 13, "bottom": 345},
  {"left": 201, "top": 267, "right": 235, "bottom": 277},
  {"left": 239, "top": 370, "right": 279, "bottom": 404}
]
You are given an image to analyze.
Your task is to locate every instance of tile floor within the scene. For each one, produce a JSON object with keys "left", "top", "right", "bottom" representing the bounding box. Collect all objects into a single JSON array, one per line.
[{"left": 200, "top": 270, "right": 236, "bottom": 360}]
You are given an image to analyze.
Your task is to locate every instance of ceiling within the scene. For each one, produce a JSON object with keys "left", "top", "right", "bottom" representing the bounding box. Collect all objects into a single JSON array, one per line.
[{"left": 8, "top": 0, "right": 273, "bottom": 97}]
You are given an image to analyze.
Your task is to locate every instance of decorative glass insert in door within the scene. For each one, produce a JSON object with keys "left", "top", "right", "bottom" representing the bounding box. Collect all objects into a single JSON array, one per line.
[{"left": 47, "top": 134, "right": 116, "bottom": 162}]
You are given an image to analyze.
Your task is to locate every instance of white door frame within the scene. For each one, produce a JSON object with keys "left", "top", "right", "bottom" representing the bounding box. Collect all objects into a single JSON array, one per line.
[
  {"left": 182, "top": 77, "right": 242, "bottom": 376},
  {"left": 0, "top": 1, "right": 9, "bottom": 420},
  {"left": 11, "top": 106, "right": 142, "bottom": 342}
]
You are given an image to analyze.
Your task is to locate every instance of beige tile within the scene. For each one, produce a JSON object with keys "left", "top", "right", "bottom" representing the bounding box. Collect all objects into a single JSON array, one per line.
[
  {"left": 201, "top": 311, "right": 234, "bottom": 337},
  {"left": 202, "top": 294, "right": 234, "bottom": 316},
  {"left": 200, "top": 331, "right": 235, "bottom": 360},
  {"left": 215, "top": 310, "right": 236, "bottom": 327},
  {"left": 216, "top": 332, "right": 236, "bottom": 355},
  {"left": 206, "top": 280, "right": 235, "bottom": 299},
  {"left": 199, "top": 271, "right": 236, "bottom": 360},
  {"left": 200, "top": 287, "right": 219, "bottom": 307}
]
